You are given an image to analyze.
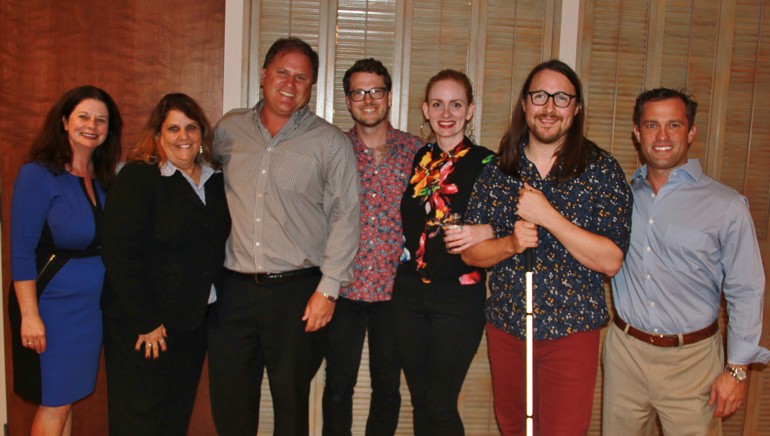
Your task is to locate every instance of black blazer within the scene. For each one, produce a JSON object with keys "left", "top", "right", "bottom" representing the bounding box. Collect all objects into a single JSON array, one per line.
[{"left": 102, "top": 161, "right": 231, "bottom": 333}]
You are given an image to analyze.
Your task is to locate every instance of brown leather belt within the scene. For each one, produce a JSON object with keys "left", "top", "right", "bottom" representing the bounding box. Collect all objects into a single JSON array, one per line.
[
  {"left": 227, "top": 267, "right": 321, "bottom": 285},
  {"left": 614, "top": 316, "right": 718, "bottom": 347}
]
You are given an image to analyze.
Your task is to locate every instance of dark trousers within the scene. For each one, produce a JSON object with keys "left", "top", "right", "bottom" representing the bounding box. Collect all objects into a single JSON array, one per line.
[
  {"left": 207, "top": 270, "right": 326, "bottom": 436},
  {"left": 322, "top": 297, "right": 401, "bottom": 436},
  {"left": 391, "top": 268, "right": 486, "bottom": 436},
  {"left": 103, "top": 318, "right": 206, "bottom": 436}
]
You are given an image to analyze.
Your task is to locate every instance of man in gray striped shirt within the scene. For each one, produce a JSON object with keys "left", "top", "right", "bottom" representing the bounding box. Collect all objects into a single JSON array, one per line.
[{"left": 208, "top": 37, "right": 360, "bottom": 435}]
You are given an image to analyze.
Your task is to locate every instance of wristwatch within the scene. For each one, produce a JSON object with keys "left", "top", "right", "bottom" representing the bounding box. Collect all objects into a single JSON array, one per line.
[
  {"left": 725, "top": 365, "right": 748, "bottom": 382},
  {"left": 321, "top": 292, "right": 337, "bottom": 303}
]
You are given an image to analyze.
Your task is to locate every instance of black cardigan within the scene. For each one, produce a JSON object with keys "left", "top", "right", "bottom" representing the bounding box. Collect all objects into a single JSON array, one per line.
[{"left": 102, "top": 161, "right": 231, "bottom": 333}]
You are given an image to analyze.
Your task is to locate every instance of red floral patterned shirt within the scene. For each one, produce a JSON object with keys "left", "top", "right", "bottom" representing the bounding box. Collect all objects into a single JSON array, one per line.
[{"left": 340, "top": 125, "right": 423, "bottom": 302}]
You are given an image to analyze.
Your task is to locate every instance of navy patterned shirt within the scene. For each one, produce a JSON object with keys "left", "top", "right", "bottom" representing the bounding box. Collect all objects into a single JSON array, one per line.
[{"left": 465, "top": 142, "right": 632, "bottom": 340}]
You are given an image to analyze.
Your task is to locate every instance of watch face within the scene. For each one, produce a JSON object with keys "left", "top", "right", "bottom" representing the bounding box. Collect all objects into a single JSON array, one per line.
[{"left": 728, "top": 367, "right": 747, "bottom": 381}]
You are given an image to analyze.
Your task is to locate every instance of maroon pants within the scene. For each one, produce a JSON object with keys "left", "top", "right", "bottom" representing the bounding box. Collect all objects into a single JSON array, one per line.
[{"left": 486, "top": 323, "right": 600, "bottom": 436}]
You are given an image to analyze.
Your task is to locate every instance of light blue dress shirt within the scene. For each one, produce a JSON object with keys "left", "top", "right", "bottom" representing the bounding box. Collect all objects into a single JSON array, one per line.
[{"left": 612, "top": 159, "right": 769, "bottom": 365}]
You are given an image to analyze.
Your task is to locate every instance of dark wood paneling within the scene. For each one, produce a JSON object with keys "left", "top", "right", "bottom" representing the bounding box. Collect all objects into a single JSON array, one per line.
[{"left": 0, "top": 1, "right": 225, "bottom": 434}]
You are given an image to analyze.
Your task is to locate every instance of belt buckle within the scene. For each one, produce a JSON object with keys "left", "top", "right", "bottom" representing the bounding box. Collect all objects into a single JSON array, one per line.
[
  {"left": 255, "top": 272, "right": 281, "bottom": 285},
  {"left": 652, "top": 332, "right": 680, "bottom": 347}
]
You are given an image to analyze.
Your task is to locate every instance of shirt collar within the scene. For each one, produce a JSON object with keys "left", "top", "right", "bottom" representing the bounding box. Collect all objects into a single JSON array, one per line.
[
  {"left": 430, "top": 136, "right": 470, "bottom": 158},
  {"left": 160, "top": 160, "right": 218, "bottom": 185},
  {"left": 254, "top": 100, "right": 311, "bottom": 133},
  {"left": 632, "top": 158, "right": 702, "bottom": 185},
  {"left": 348, "top": 123, "right": 395, "bottom": 154}
]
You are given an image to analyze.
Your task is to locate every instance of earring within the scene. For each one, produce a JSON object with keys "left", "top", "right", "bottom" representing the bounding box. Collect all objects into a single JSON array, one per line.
[
  {"left": 199, "top": 145, "right": 203, "bottom": 155},
  {"left": 420, "top": 122, "right": 432, "bottom": 141},
  {"left": 466, "top": 120, "right": 474, "bottom": 139}
]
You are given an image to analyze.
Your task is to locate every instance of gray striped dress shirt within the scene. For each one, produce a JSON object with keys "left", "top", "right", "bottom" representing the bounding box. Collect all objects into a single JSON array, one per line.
[{"left": 213, "top": 101, "right": 360, "bottom": 298}]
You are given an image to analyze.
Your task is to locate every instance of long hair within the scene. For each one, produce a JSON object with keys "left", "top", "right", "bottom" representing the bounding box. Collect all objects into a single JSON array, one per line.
[
  {"left": 421, "top": 69, "right": 474, "bottom": 143},
  {"left": 27, "top": 85, "right": 123, "bottom": 188},
  {"left": 498, "top": 60, "right": 596, "bottom": 181},
  {"left": 128, "top": 93, "right": 216, "bottom": 169}
]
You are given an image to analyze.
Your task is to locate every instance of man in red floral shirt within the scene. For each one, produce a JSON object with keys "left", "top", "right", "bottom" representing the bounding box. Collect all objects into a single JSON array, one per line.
[{"left": 322, "top": 58, "right": 423, "bottom": 435}]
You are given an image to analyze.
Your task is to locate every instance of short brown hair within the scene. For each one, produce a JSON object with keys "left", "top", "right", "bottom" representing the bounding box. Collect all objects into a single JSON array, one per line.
[{"left": 263, "top": 37, "right": 319, "bottom": 84}]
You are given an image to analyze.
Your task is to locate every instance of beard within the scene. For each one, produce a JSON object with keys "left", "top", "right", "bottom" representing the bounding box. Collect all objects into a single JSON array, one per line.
[
  {"left": 351, "top": 104, "right": 389, "bottom": 128},
  {"left": 529, "top": 115, "right": 570, "bottom": 145}
]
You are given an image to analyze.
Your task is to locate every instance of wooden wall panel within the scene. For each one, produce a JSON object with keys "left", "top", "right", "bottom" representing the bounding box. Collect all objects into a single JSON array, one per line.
[
  {"left": 581, "top": 0, "right": 770, "bottom": 434},
  {"left": 580, "top": 0, "right": 648, "bottom": 173},
  {"left": 0, "top": 1, "right": 225, "bottom": 435},
  {"left": 479, "top": 0, "right": 556, "bottom": 152}
]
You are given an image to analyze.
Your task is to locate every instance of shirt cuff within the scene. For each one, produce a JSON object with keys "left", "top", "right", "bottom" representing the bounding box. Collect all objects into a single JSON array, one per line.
[
  {"left": 727, "top": 336, "right": 770, "bottom": 365},
  {"left": 316, "top": 275, "right": 341, "bottom": 299}
]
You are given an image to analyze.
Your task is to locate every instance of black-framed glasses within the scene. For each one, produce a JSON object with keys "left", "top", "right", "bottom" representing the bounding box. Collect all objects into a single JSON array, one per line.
[
  {"left": 348, "top": 87, "right": 388, "bottom": 102},
  {"left": 527, "top": 91, "right": 577, "bottom": 108}
]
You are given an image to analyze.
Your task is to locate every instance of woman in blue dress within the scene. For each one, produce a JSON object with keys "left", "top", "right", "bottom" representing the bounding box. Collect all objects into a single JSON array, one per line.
[{"left": 9, "top": 85, "right": 122, "bottom": 435}]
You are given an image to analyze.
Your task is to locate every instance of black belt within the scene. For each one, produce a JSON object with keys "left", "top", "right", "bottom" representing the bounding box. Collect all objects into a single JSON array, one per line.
[{"left": 227, "top": 267, "right": 321, "bottom": 285}]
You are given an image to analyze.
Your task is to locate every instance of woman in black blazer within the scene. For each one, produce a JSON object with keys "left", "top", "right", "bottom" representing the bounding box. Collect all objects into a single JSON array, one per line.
[{"left": 102, "top": 93, "right": 230, "bottom": 436}]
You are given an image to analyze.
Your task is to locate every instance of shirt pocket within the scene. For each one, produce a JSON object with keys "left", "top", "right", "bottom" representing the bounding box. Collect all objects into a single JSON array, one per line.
[
  {"left": 226, "top": 151, "right": 262, "bottom": 183},
  {"left": 275, "top": 151, "right": 320, "bottom": 195},
  {"left": 663, "top": 224, "right": 714, "bottom": 271}
]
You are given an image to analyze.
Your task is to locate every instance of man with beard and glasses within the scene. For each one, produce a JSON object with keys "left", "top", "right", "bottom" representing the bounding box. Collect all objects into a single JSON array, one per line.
[
  {"left": 322, "top": 58, "right": 423, "bottom": 436},
  {"left": 462, "top": 60, "right": 632, "bottom": 435},
  {"left": 207, "top": 37, "right": 360, "bottom": 435}
]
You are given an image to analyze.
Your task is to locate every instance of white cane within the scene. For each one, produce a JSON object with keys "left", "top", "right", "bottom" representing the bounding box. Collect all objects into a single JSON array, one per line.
[{"left": 525, "top": 248, "right": 535, "bottom": 436}]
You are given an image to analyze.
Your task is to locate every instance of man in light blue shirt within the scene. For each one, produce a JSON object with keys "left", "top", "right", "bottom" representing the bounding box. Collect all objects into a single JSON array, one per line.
[{"left": 603, "top": 88, "right": 769, "bottom": 435}]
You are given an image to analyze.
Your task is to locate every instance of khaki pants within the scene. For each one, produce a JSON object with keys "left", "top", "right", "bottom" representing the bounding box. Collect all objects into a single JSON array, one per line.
[{"left": 602, "top": 322, "right": 723, "bottom": 436}]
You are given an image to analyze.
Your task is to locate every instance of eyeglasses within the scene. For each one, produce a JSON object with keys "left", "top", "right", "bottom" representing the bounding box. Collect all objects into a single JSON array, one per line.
[
  {"left": 348, "top": 87, "right": 388, "bottom": 102},
  {"left": 527, "top": 91, "right": 577, "bottom": 108}
]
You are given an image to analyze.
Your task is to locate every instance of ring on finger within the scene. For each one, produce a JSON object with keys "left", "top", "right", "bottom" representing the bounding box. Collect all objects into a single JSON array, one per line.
[{"left": 147, "top": 343, "right": 153, "bottom": 348}]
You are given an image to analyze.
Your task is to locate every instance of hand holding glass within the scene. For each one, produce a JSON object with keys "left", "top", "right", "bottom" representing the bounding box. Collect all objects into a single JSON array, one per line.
[{"left": 443, "top": 213, "right": 463, "bottom": 253}]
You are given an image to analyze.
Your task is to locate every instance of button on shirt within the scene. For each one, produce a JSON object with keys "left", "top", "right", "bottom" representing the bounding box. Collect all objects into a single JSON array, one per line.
[
  {"left": 612, "top": 159, "right": 770, "bottom": 365},
  {"left": 466, "top": 144, "right": 632, "bottom": 340},
  {"left": 341, "top": 125, "right": 423, "bottom": 302},
  {"left": 213, "top": 102, "right": 361, "bottom": 298}
]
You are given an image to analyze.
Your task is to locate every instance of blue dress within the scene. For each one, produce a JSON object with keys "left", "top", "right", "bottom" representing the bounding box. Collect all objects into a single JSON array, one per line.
[{"left": 10, "top": 162, "right": 106, "bottom": 406}]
